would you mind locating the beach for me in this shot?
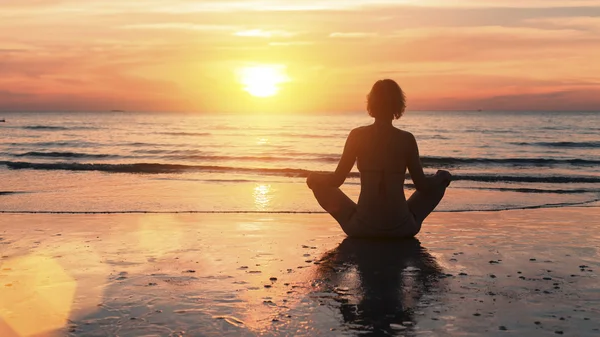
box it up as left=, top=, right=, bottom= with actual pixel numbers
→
left=1, top=207, right=599, bottom=336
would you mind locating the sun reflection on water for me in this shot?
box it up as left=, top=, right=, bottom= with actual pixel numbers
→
left=253, top=184, right=272, bottom=210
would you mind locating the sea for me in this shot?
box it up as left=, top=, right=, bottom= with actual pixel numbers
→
left=1, top=111, right=599, bottom=214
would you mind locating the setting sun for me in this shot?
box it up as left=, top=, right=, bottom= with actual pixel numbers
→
left=238, top=65, right=289, bottom=98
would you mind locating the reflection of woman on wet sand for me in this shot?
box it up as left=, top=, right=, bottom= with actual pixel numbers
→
left=315, top=238, right=444, bottom=333
left=307, top=79, right=451, bottom=238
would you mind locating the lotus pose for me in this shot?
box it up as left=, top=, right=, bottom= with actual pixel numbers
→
left=307, top=79, right=451, bottom=238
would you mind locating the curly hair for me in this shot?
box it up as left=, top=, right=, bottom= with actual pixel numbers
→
left=367, top=79, right=407, bottom=120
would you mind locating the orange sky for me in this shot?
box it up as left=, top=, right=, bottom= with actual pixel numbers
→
left=1, top=0, right=600, bottom=112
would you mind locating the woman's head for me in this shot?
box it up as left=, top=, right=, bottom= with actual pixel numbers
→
left=367, top=79, right=406, bottom=120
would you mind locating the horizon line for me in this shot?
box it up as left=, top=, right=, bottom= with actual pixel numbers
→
left=1, top=109, right=599, bottom=114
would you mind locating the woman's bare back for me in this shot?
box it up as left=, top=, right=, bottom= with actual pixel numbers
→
left=351, top=124, right=417, bottom=233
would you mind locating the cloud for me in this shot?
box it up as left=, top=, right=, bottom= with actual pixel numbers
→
left=0, top=90, right=33, bottom=99
left=120, top=23, right=235, bottom=32
left=234, top=29, right=299, bottom=38
left=447, top=89, right=600, bottom=111
left=525, top=16, right=600, bottom=32
left=329, top=32, right=378, bottom=38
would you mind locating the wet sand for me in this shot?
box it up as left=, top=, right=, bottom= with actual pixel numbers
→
left=1, top=207, right=599, bottom=336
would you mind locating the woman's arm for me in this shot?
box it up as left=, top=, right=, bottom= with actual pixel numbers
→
left=306, top=129, right=357, bottom=189
left=406, top=133, right=451, bottom=191
left=330, top=129, right=358, bottom=187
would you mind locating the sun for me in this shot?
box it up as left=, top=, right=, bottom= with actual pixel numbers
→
left=238, top=65, right=289, bottom=97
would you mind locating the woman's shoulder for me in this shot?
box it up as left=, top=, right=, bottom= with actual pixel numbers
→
left=391, top=127, right=414, bottom=139
left=349, top=125, right=369, bottom=136
left=350, top=125, right=413, bottom=137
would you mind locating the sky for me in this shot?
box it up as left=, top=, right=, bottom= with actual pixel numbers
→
left=1, top=0, right=600, bottom=113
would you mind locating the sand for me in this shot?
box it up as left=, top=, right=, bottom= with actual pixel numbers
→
left=0, top=207, right=599, bottom=336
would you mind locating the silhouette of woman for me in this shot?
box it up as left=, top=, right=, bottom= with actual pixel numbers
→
left=307, top=79, right=451, bottom=238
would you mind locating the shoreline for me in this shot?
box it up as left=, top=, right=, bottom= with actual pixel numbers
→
left=0, top=201, right=599, bottom=214
left=1, top=207, right=599, bottom=336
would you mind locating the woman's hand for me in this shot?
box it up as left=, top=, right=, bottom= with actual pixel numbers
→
left=435, top=170, right=452, bottom=187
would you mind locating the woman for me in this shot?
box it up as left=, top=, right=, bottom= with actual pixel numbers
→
left=307, top=79, right=451, bottom=238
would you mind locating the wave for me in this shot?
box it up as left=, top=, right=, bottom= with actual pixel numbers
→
left=165, top=155, right=298, bottom=162
left=0, top=191, right=26, bottom=195
left=125, top=142, right=171, bottom=147
left=472, top=187, right=600, bottom=194
left=126, top=149, right=340, bottom=163
left=159, top=132, right=211, bottom=137
left=158, top=131, right=340, bottom=139
left=2, top=160, right=600, bottom=184
left=0, top=161, right=312, bottom=176
left=273, top=132, right=340, bottom=139
left=452, top=174, right=600, bottom=184
left=511, top=141, right=600, bottom=149
left=443, top=198, right=600, bottom=213
left=22, top=125, right=69, bottom=131
left=22, top=125, right=97, bottom=131
left=14, top=152, right=114, bottom=159
left=169, top=154, right=598, bottom=167
left=23, top=125, right=68, bottom=131
left=163, top=154, right=339, bottom=163
left=132, top=149, right=206, bottom=156
left=421, top=156, right=600, bottom=166
left=27, top=151, right=588, bottom=167
left=9, top=141, right=99, bottom=147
